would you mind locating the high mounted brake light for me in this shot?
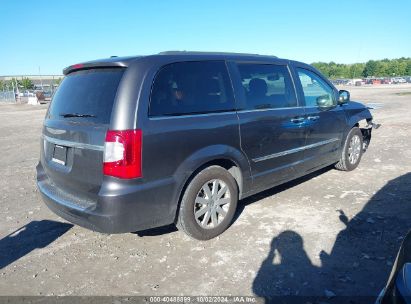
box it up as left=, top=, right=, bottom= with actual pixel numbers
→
left=72, top=63, right=84, bottom=69
left=103, top=129, right=142, bottom=179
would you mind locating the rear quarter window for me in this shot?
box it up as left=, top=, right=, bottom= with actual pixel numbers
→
left=47, top=68, right=125, bottom=124
left=149, top=61, right=235, bottom=117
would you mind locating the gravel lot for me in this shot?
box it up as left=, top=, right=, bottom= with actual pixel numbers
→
left=1, top=84, right=411, bottom=298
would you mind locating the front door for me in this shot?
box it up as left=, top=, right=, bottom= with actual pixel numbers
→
left=231, top=62, right=307, bottom=191
left=293, top=66, right=346, bottom=171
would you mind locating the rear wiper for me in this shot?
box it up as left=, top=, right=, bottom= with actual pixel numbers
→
left=60, top=113, right=96, bottom=118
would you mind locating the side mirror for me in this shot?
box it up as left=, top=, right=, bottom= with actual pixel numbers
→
left=395, top=263, right=411, bottom=302
left=339, top=90, right=350, bottom=104
left=380, top=231, right=411, bottom=304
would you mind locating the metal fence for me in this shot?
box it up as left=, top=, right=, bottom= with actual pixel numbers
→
left=0, top=90, right=16, bottom=103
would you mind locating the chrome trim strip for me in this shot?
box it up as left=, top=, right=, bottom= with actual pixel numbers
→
left=236, top=106, right=337, bottom=114
left=252, top=138, right=339, bottom=162
left=149, top=111, right=236, bottom=120
left=236, top=106, right=303, bottom=114
left=149, top=106, right=323, bottom=118
left=43, top=135, right=104, bottom=151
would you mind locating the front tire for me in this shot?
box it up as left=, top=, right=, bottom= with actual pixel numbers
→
left=335, top=127, right=364, bottom=171
left=176, top=166, right=238, bottom=240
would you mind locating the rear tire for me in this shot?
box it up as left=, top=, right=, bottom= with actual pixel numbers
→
left=176, top=166, right=238, bottom=240
left=335, top=127, right=364, bottom=171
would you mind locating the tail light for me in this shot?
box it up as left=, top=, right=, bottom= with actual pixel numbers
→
left=103, top=129, right=142, bottom=179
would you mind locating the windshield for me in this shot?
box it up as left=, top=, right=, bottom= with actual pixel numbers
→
left=47, top=68, right=125, bottom=124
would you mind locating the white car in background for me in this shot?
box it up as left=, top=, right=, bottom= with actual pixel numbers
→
left=18, top=90, right=35, bottom=97
left=346, top=78, right=364, bottom=86
left=392, top=77, right=406, bottom=84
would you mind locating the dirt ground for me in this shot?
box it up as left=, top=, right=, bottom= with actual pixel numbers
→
left=1, top=84, right=411, bottom=298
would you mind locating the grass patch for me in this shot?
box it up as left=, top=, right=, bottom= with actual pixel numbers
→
left=395, top=92, right=411, bottom=96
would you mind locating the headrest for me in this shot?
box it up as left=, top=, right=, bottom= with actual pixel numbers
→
left=249, top=78, right=267, bottom=96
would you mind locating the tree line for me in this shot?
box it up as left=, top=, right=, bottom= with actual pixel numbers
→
left=1, top=59, right=410, bottom=90
left=0, top=78, right=34, bottom=90
left=312, top=57, right=411, bottom=79
left=0, top=77, right=62, bottom=91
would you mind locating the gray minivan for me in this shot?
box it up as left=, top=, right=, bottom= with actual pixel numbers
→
left=36, top=52, right=375, bottom=240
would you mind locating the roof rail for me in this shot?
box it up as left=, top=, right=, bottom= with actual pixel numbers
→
left=157, top=51, right=277, bottom=58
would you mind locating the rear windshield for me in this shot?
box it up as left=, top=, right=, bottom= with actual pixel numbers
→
left=47, top=68, right=125, bottom=124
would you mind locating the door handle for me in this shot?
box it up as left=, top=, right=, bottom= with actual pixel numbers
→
left=307, top=115, right=320, bottom=121
left=290, top=117, right=305, bottom=123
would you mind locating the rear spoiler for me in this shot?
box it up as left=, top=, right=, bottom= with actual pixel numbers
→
left=63, top=61, right=128, bottom=75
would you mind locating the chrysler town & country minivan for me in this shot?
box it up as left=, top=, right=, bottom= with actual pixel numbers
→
left=36, top=52, right=376, bottom=240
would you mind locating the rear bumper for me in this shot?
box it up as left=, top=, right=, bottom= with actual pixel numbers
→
left=36, top=162, right=177, bottom=233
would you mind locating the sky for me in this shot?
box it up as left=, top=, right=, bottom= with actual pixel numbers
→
left=1, top=0, right=410, bottom=75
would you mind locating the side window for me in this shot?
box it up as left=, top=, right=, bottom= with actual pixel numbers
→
left=149, top=61, right=235, bottom=116
left=297, top=68, right=336, bottom=107
left=237, top=64, right=297, bottom=110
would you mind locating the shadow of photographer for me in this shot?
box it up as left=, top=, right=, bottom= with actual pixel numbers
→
left=0, top=220, right=73, bottom=269
left=252, top=172, right=411, bottom=298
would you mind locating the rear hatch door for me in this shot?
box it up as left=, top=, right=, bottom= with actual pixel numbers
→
left=40, top=68, right=125, bottom=204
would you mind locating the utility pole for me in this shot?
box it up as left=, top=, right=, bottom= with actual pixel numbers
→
left=11, top=79, right=16, bottom=102
left=14, top=78, right=19, bottom=96
left=39, top=66, right=44, bottom=90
